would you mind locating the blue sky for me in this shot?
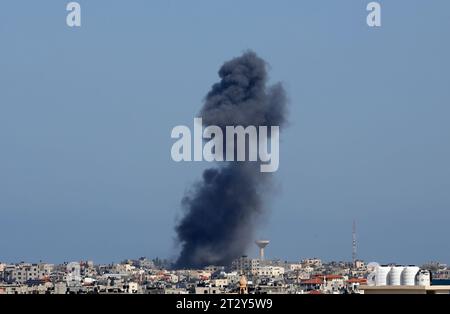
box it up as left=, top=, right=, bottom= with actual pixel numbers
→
left=0, top=0, right=449, bottom=265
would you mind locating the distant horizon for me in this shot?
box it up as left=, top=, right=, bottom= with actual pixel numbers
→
left=1, top=254, right=448, bottom=268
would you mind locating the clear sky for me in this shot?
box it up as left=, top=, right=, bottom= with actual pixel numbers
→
left=0, top=0, right=449, bottom=265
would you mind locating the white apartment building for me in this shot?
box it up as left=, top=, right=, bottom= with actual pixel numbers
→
left=288, top=264, right=303, bottom=271
left=302, top=258, right=322, bottom=268
left=211, top=278, right=228, bottom=288
left=257, top=266, right=285, bottom=277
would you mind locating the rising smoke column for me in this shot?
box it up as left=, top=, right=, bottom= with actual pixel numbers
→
left=174, top=51, right=287, bottom=268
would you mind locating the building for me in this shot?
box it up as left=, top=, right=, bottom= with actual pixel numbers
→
left=257, top=266, right=285, bottom=278
left=347, top=278, right=367, bottom=293
left=231, top=256, right=260, bottom=275
left=354, top=260, right=365, bottom=269
left=301, top=258, right=322, bottom=268
left=300, top=278, right=323, bottom=291
left=204, top=265, right=225, bottom=273
left=288, top=264, right=303, bottom=271
left=211, top=278, right=228, bottom=288
left=195, top=286, right=222, bottom=294
left=10, top=263, right=42, bottom=283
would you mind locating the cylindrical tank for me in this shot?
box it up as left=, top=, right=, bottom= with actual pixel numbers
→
left=417, top=270, right=431, bottom=286
left=401, top=266, right=420, bottom=286
left=375, top=266, right=391, bottom=286
left=367, top=272, right=376, bottom=286
left=388, top=266, right=404, bottom=286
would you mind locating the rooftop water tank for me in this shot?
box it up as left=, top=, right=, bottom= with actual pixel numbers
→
left=367, top=272, right=376, bottom=286
left=375, top=266, right=391, bottom=286
left=401, top=266, right=419, bottom=286
left=366, top=262, right=379, bottom=286
left=388, top=266, right=404, bottom=286
left=417, top=270, right=431, bottom=286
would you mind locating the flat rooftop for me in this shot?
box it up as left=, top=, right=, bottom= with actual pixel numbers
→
left=359, top=285, right=450, bottom=294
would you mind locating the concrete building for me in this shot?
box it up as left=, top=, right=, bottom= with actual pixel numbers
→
left=232, top=256, right=260, bottom=275
left=302, top=258, right=322, bottom=268
left=204, top=265, right=225, bottom=273
left=354, top=260, right=365, bottom=269
left=288, top=264, right=303, bottom=271
left=225, top=271, right=240, bottom=285
left=257, top=266, right=285, bottom=278
left=195, top=286, right=222, bottom=294
left=211, top=278, right=228, bottom=288
left=54, top=282, right=68, bottom=294
left=10, top=263, right=42, bottom=283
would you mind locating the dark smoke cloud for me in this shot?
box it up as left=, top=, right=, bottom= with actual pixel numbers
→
left=174, top=51, right=287, bottom=269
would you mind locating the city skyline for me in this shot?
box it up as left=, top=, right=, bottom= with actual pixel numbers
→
left=2, top=255, right=449, bottom=295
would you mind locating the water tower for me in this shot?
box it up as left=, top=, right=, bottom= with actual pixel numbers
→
left=255, top=240, right=270, bottom=260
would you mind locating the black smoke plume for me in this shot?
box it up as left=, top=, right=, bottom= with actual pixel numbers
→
left=174, top=51, right=287, bottom=268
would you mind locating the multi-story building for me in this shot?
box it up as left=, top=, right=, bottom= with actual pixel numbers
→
left=288, top=263, right=303, bottom=271
left=302, top=258, right=322, bottom=268
left=10, top=263, right=42, bottom=283
left=195, top=285, right=223, bottom=294
left=354, top=260, right=365, bottom=269
left=38, top=263, right=55, bottom=278
left=257, top=266, right=285, bottom=278
left=204, top=265, right=225, bottom=273
left=211, top=278, right=228, bottom=288
left=231, top=256, right=260, bottom=275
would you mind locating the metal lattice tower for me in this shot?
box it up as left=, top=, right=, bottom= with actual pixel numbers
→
left=352, top=220, right=357, bottom=265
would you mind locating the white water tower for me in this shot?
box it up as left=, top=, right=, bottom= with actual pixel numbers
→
left=255, top=240, right=270, bottom=260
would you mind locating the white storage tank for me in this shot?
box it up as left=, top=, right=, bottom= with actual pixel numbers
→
left=367, top=272, right=376, bottom=286
left=375, top=266, right=391, bottom=286
left=401, top=266, right=420, bottom=286
left=417, top=270, right=431, bottom=286
left=388, top=266, right=404, bottom=286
